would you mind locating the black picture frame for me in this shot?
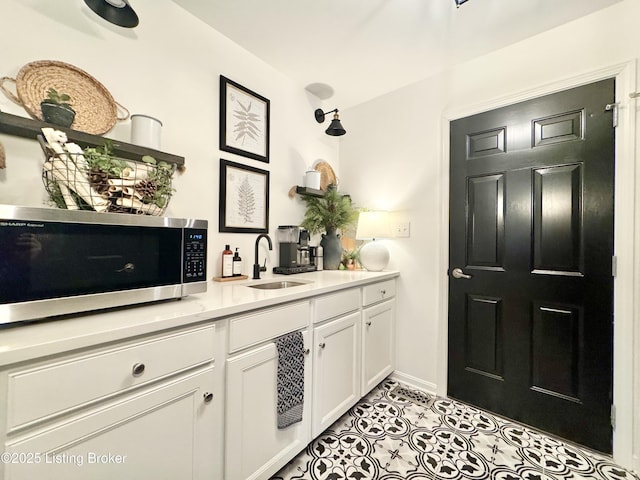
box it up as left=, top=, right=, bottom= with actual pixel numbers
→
left=219, top=159, right=270, bottom=233
left=219, top=75, right=270, bottom=163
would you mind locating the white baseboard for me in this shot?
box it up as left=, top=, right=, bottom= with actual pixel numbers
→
left=390, top=371, right=437, bottom=396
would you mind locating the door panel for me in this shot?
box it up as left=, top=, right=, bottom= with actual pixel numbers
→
left=465, top=295, right=503, bottom=378
left=533, top=165, right=583, bottom=274
left=467, top=174, right=505, bottom=269
left=531, top=303, right=581, bottom=400
left=448, top=79, right=614, bottom=453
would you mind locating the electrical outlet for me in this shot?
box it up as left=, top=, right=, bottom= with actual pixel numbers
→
left=395, top=222, right=410, bottom=238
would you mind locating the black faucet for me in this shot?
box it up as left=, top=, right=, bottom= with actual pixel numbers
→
left=253, top=234, right=273, bottom=279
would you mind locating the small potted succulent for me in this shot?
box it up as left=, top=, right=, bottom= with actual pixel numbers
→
left=341, top=247, right=361, bottom=270
left=40, top=88, right=76, bottom=128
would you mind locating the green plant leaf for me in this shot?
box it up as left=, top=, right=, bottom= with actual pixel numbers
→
left=300, top=188, right=358, bottom=234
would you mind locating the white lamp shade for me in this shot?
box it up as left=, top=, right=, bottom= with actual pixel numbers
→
left=356, top=211, right=391, bottom=240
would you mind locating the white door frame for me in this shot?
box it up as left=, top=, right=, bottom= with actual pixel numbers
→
left=437, top=60, right=638, bottom=469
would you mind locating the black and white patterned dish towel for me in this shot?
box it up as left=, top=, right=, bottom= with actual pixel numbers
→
left=275, top=330, right=305, bottom=429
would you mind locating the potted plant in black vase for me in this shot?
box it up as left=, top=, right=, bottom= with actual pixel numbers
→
left=301, top=187, right=358, bottom=270
left=40, top=88, right=76, bottom=128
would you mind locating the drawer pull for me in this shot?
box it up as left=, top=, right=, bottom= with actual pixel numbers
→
left=366, top=321, right=372, bottom=327
left=203, top=392, right=214, bottom=404
left=304, top=348, right=310, bottom=355
left=319, top=342, right=326, bottom=349
left=131, top=363, right=146, bottom=377
left=380, top=289, right=386, bottom=296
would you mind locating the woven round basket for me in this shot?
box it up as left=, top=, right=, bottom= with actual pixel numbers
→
left=1, top=60, right=128, bottom=135
left=314, top=161, right=338, bottom=190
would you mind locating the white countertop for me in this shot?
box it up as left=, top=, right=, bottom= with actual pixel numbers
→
left=0, top=270, right=399, bottom=367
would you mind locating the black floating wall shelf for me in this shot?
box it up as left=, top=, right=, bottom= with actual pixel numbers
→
left=295, top=186, right=326, bottom=198
left=0, top=110, right=185, bottom=166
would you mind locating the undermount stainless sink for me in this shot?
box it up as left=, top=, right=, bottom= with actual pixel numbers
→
left=248, top=280, right=310, bottom=290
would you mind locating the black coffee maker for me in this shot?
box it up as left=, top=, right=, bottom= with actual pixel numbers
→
left=273, top=226, right=317, bottom=274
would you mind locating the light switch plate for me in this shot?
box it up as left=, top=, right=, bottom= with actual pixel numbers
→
left=395, top=222, right=410, bottom=238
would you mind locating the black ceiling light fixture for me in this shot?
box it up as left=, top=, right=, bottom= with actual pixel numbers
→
left=314, top=108, right=346, bottom=137
left=454, top=0, right=469, bottom=7
left=84, top=0, right=139, bottom=28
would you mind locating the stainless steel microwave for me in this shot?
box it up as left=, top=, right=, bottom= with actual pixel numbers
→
left=0, top=205, right=207, bottom=325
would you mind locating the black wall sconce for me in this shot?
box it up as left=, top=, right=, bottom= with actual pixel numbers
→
left=314, top=108, right=346, bottom=136
left=84, top=0, right=139, bottom=28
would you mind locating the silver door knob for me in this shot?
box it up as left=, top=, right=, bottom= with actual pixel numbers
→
left=451, top=268, right=472, bottom=279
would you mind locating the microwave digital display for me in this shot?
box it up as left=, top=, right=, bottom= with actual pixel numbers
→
left=183, top=228, right=207, bottom=283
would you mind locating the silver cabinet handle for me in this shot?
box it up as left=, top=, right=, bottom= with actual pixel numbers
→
left=203, top=392, right=214, bottom=404
left=319, top=342, right=326, bottom=349
left=132, top=363, right=145, bottom=377
left=117, top=262, right=135, bottom=273
left=451, top=268, right=472, bottom=279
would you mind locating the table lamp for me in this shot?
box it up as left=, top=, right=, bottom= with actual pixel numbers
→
left=356, top=211, right=392, bottom=271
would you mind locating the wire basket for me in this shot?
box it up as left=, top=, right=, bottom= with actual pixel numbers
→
left=38, top=135, right=175, bottom=216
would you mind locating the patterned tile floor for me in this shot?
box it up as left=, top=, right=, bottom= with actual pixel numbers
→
left=272, top=380, right=639, bottom=480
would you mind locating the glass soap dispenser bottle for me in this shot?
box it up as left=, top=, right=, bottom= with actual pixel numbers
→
left=222, top=244, right=233, bottom=277
left=232, top=248, right=243, bottom=276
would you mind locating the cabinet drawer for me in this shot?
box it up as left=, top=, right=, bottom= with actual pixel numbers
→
left=314, top=288, right=360, bottom=323
left=228, top=301, right=309, bottom=353
left=362, top=280, right=396, bottom=306
left=7, top=324, right=215, bottom=430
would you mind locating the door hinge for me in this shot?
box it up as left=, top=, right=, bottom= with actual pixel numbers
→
left=612, top=256, right=617, bottom=277
left=611, top=404, right=616, bottom=429
left=605, top=103, right=619, bottom=128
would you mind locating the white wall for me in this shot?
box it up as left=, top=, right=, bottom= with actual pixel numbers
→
left=0, top=0, right=339, bottom=277
left=340, top=0, right=640, bottom=468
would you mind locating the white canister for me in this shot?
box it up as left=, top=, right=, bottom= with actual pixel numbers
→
left=304, top=170, right=321, bottom=190
left=131, top=114, right=162, bottom=150
left=315, top=245, right=323, bottom=271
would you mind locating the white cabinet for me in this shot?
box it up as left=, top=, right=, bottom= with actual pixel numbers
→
left=224, top=301, right=311, bottom=480
left=223, top=279, right=395, bottom=480
left=0, top=273, right=399, bottom=480
left=225, top=331, right=311, bottom=480
left=362, top=298, right=396, bottom=395
left=1, top=324, right=218, bottom=480
left=362, top=279, right=396, bottom=307
left=311, top=280, right=396, bottom=437
left=312, top=311, right=361, bottom=437
left=6, top=326, right=215, bottom=430
left=4, top=367, right=215, bottom=480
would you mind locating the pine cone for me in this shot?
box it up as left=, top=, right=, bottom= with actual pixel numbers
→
left=107, top=204, right=132, bottom=214
left=135, top=179, right=158, bottom=200
left=89, top=169, right=110, bottom=195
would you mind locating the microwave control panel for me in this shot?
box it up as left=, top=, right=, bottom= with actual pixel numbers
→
left=183, top=228, right=207, bottom=282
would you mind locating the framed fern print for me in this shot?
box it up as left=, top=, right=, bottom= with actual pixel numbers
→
left=219, top=159, right=270, bottom=233
left=220, top=75, right=270, bottom=163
